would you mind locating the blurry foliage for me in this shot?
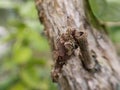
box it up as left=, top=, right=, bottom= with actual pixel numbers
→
left=0, top=0, right=57, bottom=90
left=0, top=0, right=120, bottom=90
left=108, top=26, right=120, bottom=42
left=89, top=0, right=120, bottom=21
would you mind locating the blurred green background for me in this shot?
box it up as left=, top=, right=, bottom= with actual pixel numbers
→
left=0, top=0, right=57, bottom=90
left=0, top=0, right=120, bottom=90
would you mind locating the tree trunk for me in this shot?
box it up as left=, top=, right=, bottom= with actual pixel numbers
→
left=35, top=0, right=120, bottom=90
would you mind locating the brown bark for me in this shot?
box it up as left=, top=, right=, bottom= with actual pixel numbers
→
left=35, top=0, right=120, bottom=90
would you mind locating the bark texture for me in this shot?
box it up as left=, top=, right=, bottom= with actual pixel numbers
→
left=35, top=0, right=120, bottom=90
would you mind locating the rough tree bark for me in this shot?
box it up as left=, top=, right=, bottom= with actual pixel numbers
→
left=35, top=0, right=120, bottom=90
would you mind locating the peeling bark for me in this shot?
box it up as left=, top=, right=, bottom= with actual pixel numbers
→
left=35, top=0, right=120, bottom=90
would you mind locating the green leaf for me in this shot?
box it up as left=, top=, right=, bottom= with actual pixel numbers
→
left=13, top=47, right=32, bottom=64
left=19, top=1, right=37, bottom=19
left=89, top=0, right=120, bottom=21
left=89, top=0, right=107, bottom=18
left=108, top=26, right=120, bottom=42
left=20, top=67, right=49, bottom=90
left=27, top=30, right=50, bottom=52
left=10, top=83, right=27, bottom=90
